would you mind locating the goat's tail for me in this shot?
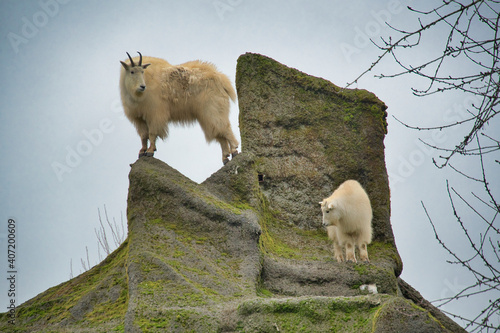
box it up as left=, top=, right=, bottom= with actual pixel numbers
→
left=219, top=73, right=237, bottom=102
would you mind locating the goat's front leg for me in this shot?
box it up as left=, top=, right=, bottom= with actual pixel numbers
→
left=358, top=243, right=370, bottom=262
left=333, top=241, right=344, bottom=262
left=136, top=121, right=150, bottom=158
left=326, top=226, right=344, bottom=262
left=139, top=136, right=148, bottom=157
left=145, top=134, right=157, bottom=157
left=345, top=242, right=357, bottom=263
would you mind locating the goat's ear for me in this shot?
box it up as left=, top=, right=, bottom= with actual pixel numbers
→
left=120, top=61, right=129, bottom=70
left=142, top=63, right=151, bottom=69
left=327, top=202, right=335, bottom=210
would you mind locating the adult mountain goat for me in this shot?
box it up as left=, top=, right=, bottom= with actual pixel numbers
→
left=119, top=52, right=239, bottom=164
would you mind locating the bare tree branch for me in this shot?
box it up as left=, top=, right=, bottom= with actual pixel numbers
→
left=355, top=1, right=499, bottom=330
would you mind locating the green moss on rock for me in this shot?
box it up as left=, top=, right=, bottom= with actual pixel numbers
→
left=0, top=240, right=129, bottom=332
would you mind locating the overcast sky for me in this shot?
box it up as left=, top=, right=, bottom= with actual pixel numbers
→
left=1, top=0, right=497, bottom=327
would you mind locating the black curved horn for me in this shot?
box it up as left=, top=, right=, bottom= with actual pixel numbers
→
left=137, top=51, right=143, bottom=66
left=126, top=52, right=135, bottom=67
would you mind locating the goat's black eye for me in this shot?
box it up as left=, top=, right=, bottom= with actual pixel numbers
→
left=130, top=71, right=135, bottom=74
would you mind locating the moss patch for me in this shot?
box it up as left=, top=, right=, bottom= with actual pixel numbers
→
left=0, top=240, right=129, bottom=332
left=237, top=296, right=384, bottom=333
left=135, top=309, right=219, bottom=332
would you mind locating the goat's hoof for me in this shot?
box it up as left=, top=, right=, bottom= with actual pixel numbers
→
left=144, top=152, right=154, bottom=157
left=138, top=152, right=147, bottom=158
left=223, top=158, right=230, bottom=165
left=231, top=151, right=239, bottom=158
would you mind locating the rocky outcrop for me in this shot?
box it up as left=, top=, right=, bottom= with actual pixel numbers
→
left=0, top=53, right=465, bottom=333
left=236, top=53, right=391, bottom=241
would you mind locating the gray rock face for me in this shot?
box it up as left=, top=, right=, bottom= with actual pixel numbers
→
left=236, top=53, right=391, bottom=241
left=124, top=157, right=263, bottom=332
left=0, top=53, right=465, bottom=333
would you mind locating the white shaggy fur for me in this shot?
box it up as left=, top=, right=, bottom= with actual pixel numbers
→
left=119, top=52, right=239, bottom=164
left=319, top=180, right=373, bottom=262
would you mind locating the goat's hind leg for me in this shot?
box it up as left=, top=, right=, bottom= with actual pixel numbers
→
left=226, top=129, right=239, bottom=158
left=219, top=128, right=239, bottom=163
left=217, top=137, right=231, bottom=165
left=137, top=136, right=148, bottom=157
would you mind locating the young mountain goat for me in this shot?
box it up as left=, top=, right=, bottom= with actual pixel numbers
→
left=119, top=52, right=239, bottom=164
left=319, top=180, right=373, bottom=263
